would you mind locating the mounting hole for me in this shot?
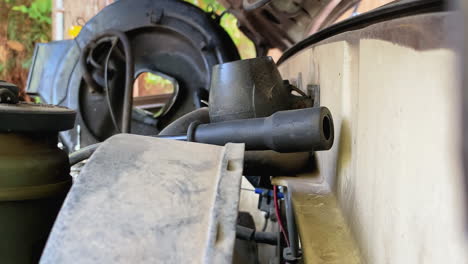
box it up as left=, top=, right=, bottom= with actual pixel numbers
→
left=323, top=115, right=331, bottom=140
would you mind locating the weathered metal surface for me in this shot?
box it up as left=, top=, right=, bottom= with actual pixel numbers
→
left=41, top=134, right=245, bottom=263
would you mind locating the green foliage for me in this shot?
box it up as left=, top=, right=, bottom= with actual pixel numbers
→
left=7, top=0, right=51, bottom=48
left=144, top=72, right=173, bottom=86
left=12, top=0, right=52, bottom=24
left=0, top=0, right=52, bottom=83
left=21, top=57, right=31, bottom=69
left=185, top=0, right=255, bottom=59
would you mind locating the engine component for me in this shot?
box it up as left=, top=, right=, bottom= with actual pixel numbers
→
left=209, top=56, right=310, bottom=123
left=148, top=107, right=333, bottom=153
left=217, top=0, right=359, bottom=55
left=0, top=97, right=76, bottom=263
left=236, top=225, right=277, bottom=245
left=207, top=56, right=317, bottom=184
left=158, top=107, right=315, bottom=176
left=159, top=107, right=210, bottom=136
left=189, top=107, right=334, bottom=153
left=0, top=80, right=19, bottom=104
left=243, top=151, right=315, bottom=176
left=70, top=140, right=315, bottom=180
left=26, top=0, right=240, bottom=150
left=79, top=30, right=134, bottom=133
left=41, top=134, right=244, bottom=263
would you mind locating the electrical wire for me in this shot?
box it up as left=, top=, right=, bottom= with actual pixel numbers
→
left=104, top=38, right=121, bottom=132
left=273, top=185, right=290, bottom=247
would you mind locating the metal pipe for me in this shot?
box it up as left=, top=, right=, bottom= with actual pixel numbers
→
left=156, top=135, right=188, bottom=141
left=284, top=188, right=300, bottom=259
left=54, top=0, right=64, bottom=40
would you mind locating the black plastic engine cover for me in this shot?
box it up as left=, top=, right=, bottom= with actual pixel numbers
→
left=26, top=0, right=239, bottom=151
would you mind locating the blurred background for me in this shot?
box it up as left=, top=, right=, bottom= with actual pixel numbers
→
left=0, top=0, right=392, bottom=100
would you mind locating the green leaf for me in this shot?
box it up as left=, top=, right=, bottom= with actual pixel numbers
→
left=36, top=0, right=52, bottom=13
left=12, top=5, right=28, bottom=13
left=43, top=16, right=52, bottom=24
left=21, top=58, right=32, bottom=69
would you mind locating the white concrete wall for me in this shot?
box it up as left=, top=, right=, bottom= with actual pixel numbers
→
left=278, top=13, right=468, bottom=264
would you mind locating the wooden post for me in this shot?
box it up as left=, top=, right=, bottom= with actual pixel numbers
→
left=52, top=0, right=113, bottom=40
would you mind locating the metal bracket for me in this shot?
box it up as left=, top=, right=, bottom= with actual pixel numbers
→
left=307, top=84, right=320, bottom=107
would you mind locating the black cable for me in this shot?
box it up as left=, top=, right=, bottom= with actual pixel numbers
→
left=104, top=38, right=121, bottom=132
left=80, top=30, right=134, bottom=133
left=80, top=42, right=101, bottom=92
left=88, top=41, right=106, bottom=71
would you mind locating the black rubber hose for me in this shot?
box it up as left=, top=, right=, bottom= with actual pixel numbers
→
left=190, top=107, right=334, bottom=153
left=158, top=107, right=210, bottom=136
left=243, top=151, right=314, bottom=176
left=236, top=225, right=277, bottom=245
left=80, top=29, right=134, bottom=133
left=158, top=108, right=315, bottom=175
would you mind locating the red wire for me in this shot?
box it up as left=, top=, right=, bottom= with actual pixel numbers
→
left=273, top=185, right=290, bottom=247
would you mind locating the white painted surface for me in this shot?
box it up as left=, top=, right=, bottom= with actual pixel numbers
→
left=279, top=14, right=468, bottom=264
left=54, top=0, right=64, bottom=40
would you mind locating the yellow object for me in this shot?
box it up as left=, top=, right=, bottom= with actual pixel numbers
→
left=68, top=25, right=82, bottom=38
left=272, top=175, right=362, bottom=264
